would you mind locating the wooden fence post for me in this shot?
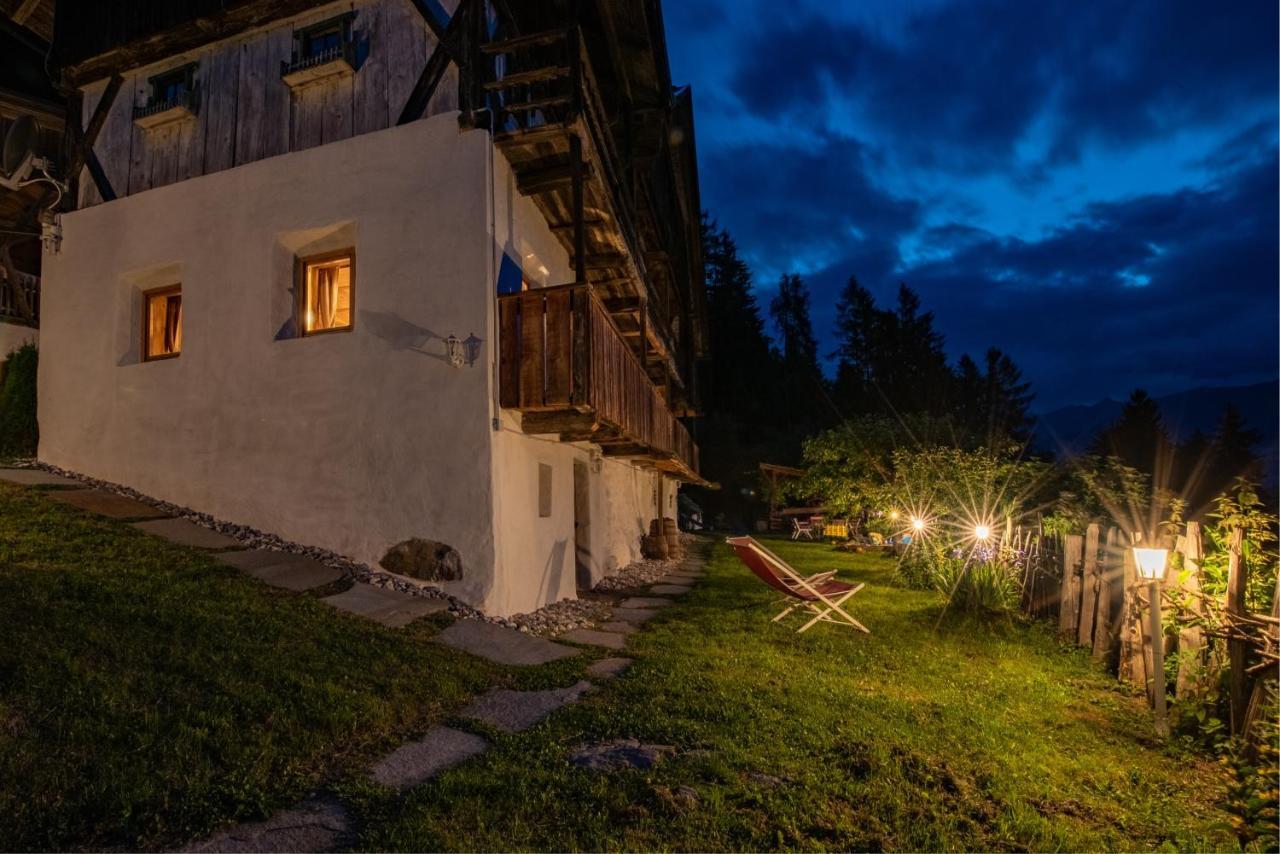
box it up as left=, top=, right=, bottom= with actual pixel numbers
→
left=1092, top=526, right=1119, bottom=659
left=1175, top=521, right=1206, bottom=698
left=1059, top=534, right=1083, bottom=638
left=1226, top=526, right=1247, bottom=734
left=1117, top=535, right=1144, bottom=684
left=1078, top=523, right=1100, bottom=647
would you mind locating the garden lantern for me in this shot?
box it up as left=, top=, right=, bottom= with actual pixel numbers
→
left=1132, top=547, right=1170, bottom=737
left=912, top=517, right=925, bottom=532
left=974, top=524, right=991, bottom=541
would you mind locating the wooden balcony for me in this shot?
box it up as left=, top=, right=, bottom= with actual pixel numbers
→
left=498, top=283, right=701, bottom=483
left=482, top=27, right=697, bottom=410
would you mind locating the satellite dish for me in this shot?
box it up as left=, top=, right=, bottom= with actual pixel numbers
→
left=1, top=115, right=40, bottom=183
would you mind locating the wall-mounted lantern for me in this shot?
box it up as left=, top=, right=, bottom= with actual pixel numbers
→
left=445, top=334, right=464, bottom=368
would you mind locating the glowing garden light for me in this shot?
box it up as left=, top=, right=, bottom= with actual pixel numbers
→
left=973, top=524, right=991, bottom=541
left=1132, top=546, right=1170, bottom=737
left=912, top=517, right=925, bottom=532
left=889, top=510, right=899, bottom=521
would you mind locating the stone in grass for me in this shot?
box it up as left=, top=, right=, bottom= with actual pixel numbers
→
left=462, top=681, right=592, bottom=733
left=618, top=596, right=673, bottom=609
left=368, top=726, right=488, bottom=790
left=570, top=738, right=674, bottom=771
left=132, top=518, right=244, bottom=550
left=217, top=550, right=344, bottom=592
left=586, top=657, right=633, bottom=680
left=0, top=468, right=80, bottom=487
left=48, top=489, right=169, bottom=520
left=609, top=608, right=659, bottom=625
left=559, top=628, right=627, bottom=650
left=322, top=584, right=449, bottom=628
left=598, top=620, right=640, bottom=635
left=435, top=619, right=580, bottom=666
left=649, top=584, right=692, bottom=596
left=185, top=794, right=353, bottom=852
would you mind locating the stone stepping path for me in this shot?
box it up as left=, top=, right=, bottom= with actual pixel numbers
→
left=618, top=596, right=673, bottom=609
left=462, top=680, right=592, bottom=733
left=559, top=628, right=627, bottom=650
left=48, top=489, right=169, bottom=519
left=368, top=726, right=488, bottom=790
left=435, top=619, right=579, bottom=666
left=186, top=795, right=353, bottom=853
left=322, top=584, right=449, bottom=628
left=586, top=657, right=633, bottom=680
left=217, top=550, right=344, bottom=592
left=649, top=584, right=691, bottom=596
left=133, top=518, right=243, bottom=550
left=598, top=620, right=640, bottom=634
left=0, top=468, right=79, bottom=487
left=610, top=607, right=661, bottom=625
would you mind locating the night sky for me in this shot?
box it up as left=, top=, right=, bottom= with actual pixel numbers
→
left=665, top=0, right=1279, bottom=410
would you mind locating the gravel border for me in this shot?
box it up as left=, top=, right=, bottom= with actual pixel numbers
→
left=5, top=459, right=684, bottom=634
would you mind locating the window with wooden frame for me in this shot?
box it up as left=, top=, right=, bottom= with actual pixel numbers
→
left=297, top=250, right=354, bottom=335
left=143, top=285, right=183, bottom=360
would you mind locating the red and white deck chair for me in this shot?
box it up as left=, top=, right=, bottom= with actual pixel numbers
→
left=726, top=536, right=870, bottom=634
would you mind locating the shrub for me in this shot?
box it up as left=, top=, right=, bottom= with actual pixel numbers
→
left=0, top=343, right=38, bottom=458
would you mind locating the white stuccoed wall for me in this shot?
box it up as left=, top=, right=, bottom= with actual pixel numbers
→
left=40, top=115, right=509, bottom=608
left=39, top=111, right=680, bottom=617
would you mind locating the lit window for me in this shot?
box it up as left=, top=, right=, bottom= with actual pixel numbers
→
left=303, top=24, right=344, bottom=59
left=143, top=286, right=182, bottom=360
left=299, top=251, right=353, bottom=335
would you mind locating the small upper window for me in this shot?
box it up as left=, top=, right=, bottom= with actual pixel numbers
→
left=299, top=251, right=353, bottom=335
left=147, top=64, right=196, bottom=107
left=144, top=286, right=182, bottom=360
left=303, top=23, right=344, bottom=59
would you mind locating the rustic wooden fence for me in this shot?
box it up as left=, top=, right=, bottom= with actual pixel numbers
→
left=1042, top=521, right=1278, bottom=736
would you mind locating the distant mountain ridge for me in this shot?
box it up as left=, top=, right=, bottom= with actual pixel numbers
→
left=1032, top=380, right=1278, bottom=483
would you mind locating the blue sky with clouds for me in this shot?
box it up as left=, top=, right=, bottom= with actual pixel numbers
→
left=664, top=0, right=1278, bottom=409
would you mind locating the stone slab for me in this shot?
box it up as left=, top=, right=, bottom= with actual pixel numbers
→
left=48, top=489, right=169, bottom=520
left=461, top=681, right=592, bottom=732
left=559, top=628, right=627, bottom=650
left=650, top=584, right=692, bottom=596
left=610, top=608, right=660, bottom=625
left=665, top=572, right=704, bottom=581
left=434, top=619, right=580, bottom=666
left=619, top=596, right=673, bottom=609
left=598, top=621, right=641, bottom=635
left=586, top=657, right=633, bottom=680
left=0, top=468, right=80, bottom=487
left=322, top=584, right=449, bottom=628
left=216, top=550, right=345, bottom=591
left=368, top=726, right=488, bottom=790
left=132, top=518, right=243, bottom=550
left=185, top=795, right=353, bottom=852
left=570, top=739, right=674, bottom=771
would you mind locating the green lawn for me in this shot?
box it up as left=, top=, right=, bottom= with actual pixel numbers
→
left=0, top=481, right=1243, bottom=851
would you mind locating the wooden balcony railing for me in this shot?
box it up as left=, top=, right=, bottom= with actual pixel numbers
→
left=498, top=283, right=699, bottom=479
left=0, top=269, right=39, bottom=327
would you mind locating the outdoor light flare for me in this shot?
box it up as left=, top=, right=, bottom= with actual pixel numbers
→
left=889, top=510, right=899, bottom=521
left=912, top=517, right=925, bottom=531
left=974, top=524, right=991, bottom=541
left=1133, top=547, right=1169, bottom=581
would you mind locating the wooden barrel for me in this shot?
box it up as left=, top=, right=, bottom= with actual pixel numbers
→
left=641, top=534, right=669, bottom=559
left=661, top=517, right=683, bottom=557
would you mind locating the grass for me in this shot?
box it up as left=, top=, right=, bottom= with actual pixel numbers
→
left=358, top=537, right=1241, bottom=852
left=0, top=481, right=1244, bottom=851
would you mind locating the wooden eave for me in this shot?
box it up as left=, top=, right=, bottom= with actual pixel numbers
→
left=53, top=0, right=334, bottom=86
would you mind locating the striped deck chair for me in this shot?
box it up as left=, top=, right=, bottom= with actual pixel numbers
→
left=726, top=536, right=870, bottom=634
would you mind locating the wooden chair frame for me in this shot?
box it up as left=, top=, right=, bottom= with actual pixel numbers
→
left=726, top=536, right=870, bottom=634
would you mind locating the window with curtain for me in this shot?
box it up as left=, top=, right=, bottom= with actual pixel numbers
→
left=300, top=251, right=353, bottom=335
left=143, top=286, right=182, bottom=360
